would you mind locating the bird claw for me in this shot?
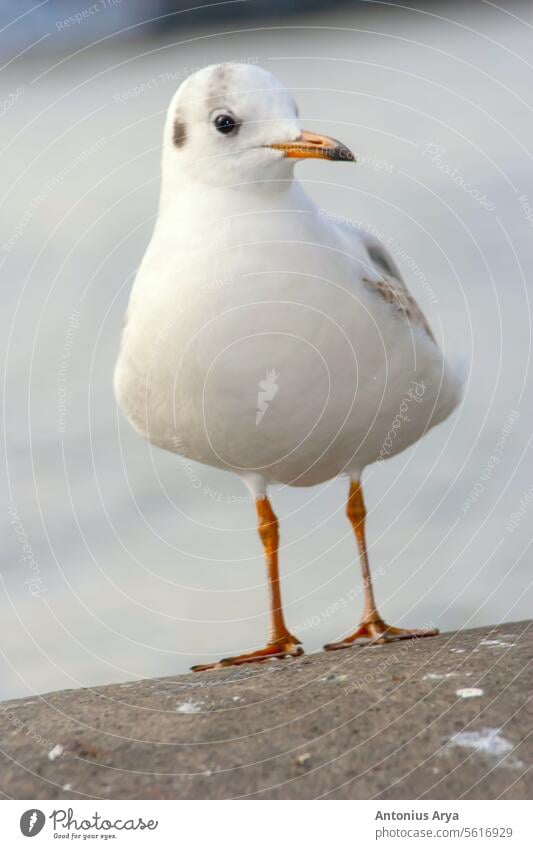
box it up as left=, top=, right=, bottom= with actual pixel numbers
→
left=324, top=620, right=438, bottom=651
left=191, top=638, right=303, bottom=672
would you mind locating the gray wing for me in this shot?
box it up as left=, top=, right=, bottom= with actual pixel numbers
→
left=360, top=231, right=436, bottom=343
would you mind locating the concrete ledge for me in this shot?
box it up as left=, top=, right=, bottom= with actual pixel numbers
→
left=1, top=621, right=531, bottom=799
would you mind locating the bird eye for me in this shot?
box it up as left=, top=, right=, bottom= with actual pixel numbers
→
left=214, top=113, right=239, bottom=135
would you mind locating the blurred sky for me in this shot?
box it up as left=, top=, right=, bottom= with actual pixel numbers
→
left=2, top=0, right=533, bottom=700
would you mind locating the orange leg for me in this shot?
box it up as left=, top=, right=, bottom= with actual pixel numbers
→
left=324, top=480, right=438, bottom=651
left=192, top=497, right=302, bottom=671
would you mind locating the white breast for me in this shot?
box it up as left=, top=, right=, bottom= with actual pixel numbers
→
left=115, top=184, right=461, bottom=486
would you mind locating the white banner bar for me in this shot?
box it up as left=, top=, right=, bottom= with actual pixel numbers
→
left=2, top=799, right=529, bottom=847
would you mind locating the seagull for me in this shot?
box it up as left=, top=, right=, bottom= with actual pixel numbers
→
left=114, top=63, right=462, bottom=671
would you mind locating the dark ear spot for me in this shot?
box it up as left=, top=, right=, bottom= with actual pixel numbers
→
left=173, top=114, right=187, bottom=147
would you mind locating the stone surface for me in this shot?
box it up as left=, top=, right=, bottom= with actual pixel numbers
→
left=0, top=621, right=531, bottom=799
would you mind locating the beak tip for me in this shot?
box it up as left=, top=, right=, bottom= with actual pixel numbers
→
left=337, top=147, right=356, bottom=163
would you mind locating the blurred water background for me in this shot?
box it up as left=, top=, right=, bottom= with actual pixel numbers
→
left=2, top=0, right=533, bottom=700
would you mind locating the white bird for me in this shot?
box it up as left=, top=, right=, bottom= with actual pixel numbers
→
left=114, top=63, right=462, bottom=670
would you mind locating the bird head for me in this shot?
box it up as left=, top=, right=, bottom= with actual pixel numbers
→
left=162, top=63, right=355, bottom=190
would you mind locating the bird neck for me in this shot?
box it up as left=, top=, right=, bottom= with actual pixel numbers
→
left=157, top=171, right=309, bottom=224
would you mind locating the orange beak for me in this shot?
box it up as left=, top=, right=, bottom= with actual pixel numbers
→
left=269, top=130, right=356, bottom=162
